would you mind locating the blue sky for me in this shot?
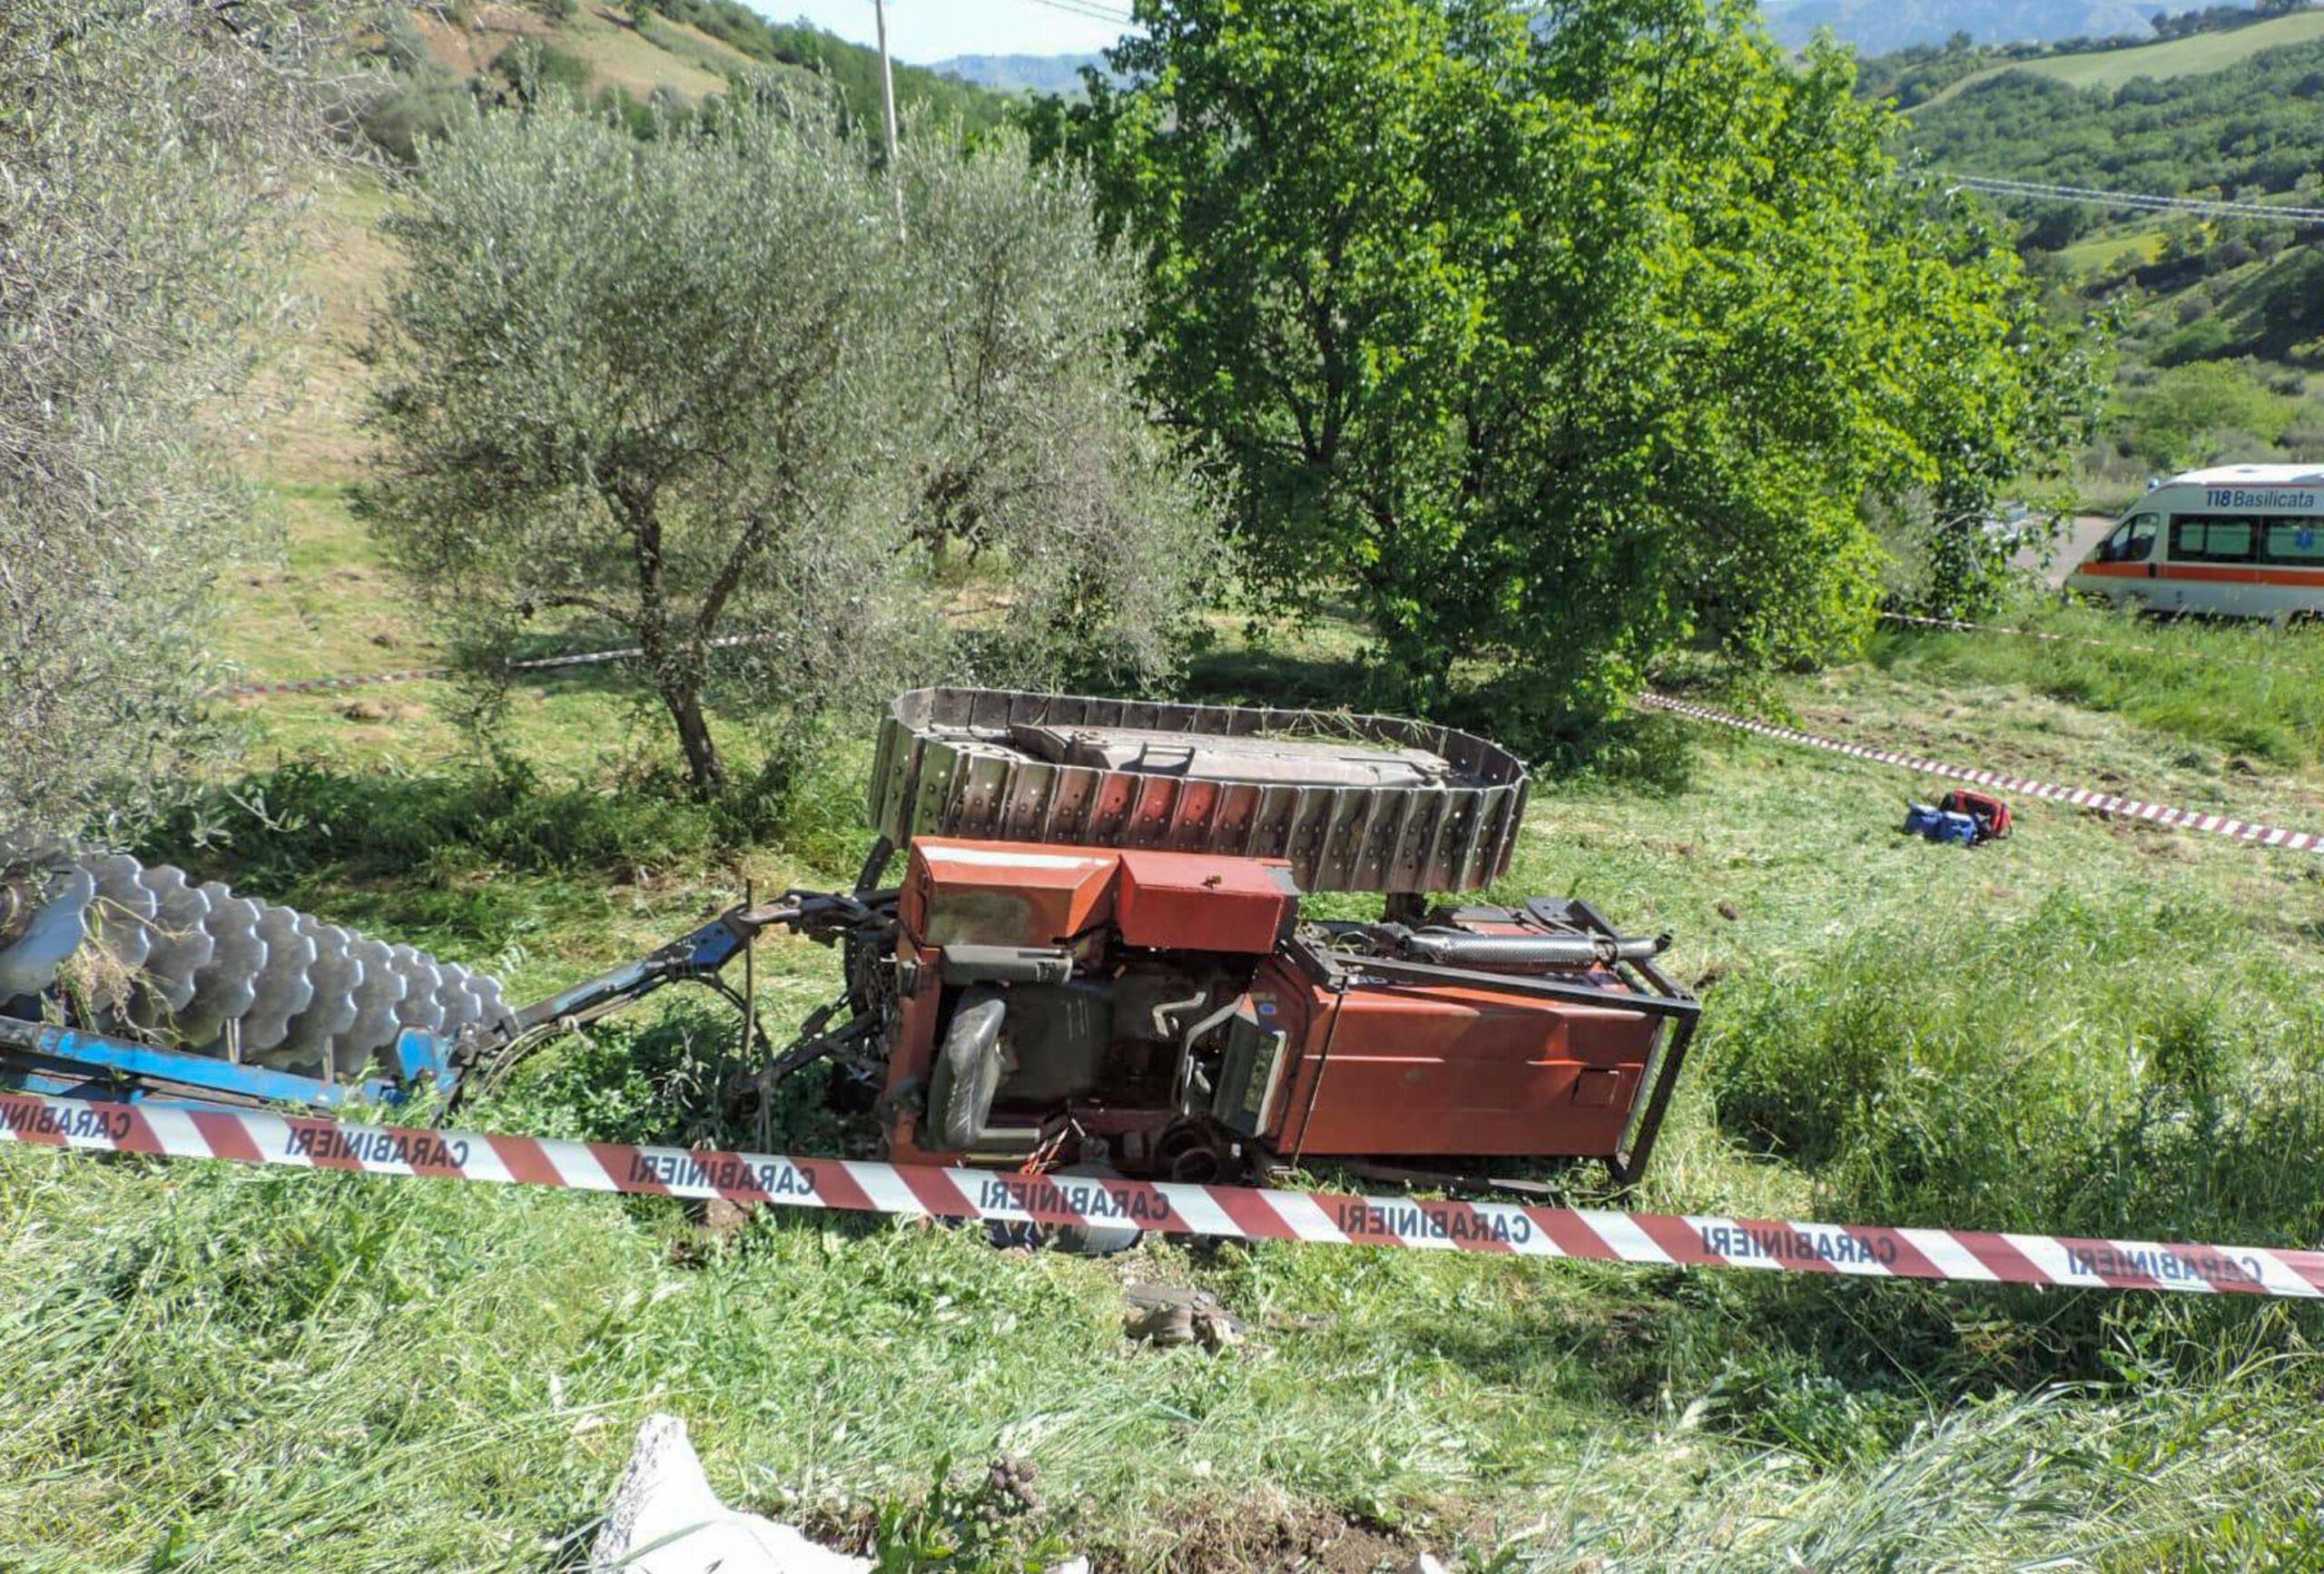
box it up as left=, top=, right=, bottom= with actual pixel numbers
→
left=755, top=1, right=1133, bottom=64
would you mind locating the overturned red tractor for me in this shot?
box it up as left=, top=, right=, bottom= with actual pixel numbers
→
left=792, top=689, right=1699, bottom=1190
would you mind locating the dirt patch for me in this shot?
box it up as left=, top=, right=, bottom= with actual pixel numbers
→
left=408, top=5, right=550, bottom=78
left=339, top=697, right=423, bottom=723
left=800, top=1487, right=1424, bottom=1573
left=1146, top=1490, right=1414, bottom=1573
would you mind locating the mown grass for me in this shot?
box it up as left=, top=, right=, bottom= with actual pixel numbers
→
left=547, top=2, right=732, bottom=104
left=2018, top=9, right=2324, bottom=90
left=1866, top=599, right=2324, bottom=772
left=15, top=598, right=2324, bottom=1568
left=2052, top=226, right=2168, bottom=280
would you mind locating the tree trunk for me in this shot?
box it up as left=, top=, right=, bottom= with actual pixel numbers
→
left=613, top=482, right=726, bottom=797
left=662, top=680, right=726, bottom=798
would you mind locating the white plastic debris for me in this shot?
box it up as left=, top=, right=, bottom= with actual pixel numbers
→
left=592, top=1414, right=868, bottom=1574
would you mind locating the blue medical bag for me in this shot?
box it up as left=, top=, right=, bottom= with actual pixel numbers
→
left=1903, top=802, right=1980, bottom=846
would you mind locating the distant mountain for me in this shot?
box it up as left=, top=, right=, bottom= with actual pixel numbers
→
left=1760, top=0, right=2220, bottom=54
left=928, top=52, right=1112, bottom=96
left=926, top=5, right=2277, bottom=90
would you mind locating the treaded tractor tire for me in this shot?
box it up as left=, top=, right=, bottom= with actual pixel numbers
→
left=927, top=988, right=1007, bottom=1151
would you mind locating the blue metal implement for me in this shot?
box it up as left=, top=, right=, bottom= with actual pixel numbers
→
left=0, top=1016, right=426, bottom=1107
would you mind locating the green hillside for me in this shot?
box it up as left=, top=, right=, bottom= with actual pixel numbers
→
left=1891, top=23, right=2324, bottom=505
left=1905, top=5, right=2324, bottom=104
left=358, top=0, right=1008, bottom=160
left=1904, top=36, right=2324, bottom=226
left=2017, top=4, right=2324, bottom=82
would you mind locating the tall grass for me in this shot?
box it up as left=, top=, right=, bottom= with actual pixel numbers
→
left=1520, top=1372, right=2324, bottom=1569
left=12, top=1134, right=2320, bottom=1570
left=1707, top=883, right=2324, bottom=1396
left=1871, top=602, right=2324, bottom=768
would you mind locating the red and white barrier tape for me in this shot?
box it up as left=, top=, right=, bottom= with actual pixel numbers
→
left=224, top=664, right=459, bottom=698
left=5, top=1090, right=2319, bottom=1298
left=218, top=631, right=787, bottom=700
left=1639, top=693, right=2324, bottom=855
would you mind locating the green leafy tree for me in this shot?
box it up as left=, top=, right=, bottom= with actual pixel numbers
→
left=2116, top=362, right=2299, bottom=472
left=1089, top=0, right=2093, bottom=734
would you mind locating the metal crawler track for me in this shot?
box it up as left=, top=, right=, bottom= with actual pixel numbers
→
left=0, top=836, right=511, bottom=1078
left=868, top=687, right=1531, bottom=894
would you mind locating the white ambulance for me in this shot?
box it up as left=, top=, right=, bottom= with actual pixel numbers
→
left=2067, top=465, right=2324, bottom=625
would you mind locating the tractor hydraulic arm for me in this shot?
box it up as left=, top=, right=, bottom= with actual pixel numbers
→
left=509, top=888, right=895, bottom=1035
left=452, top=888, right=900, bottom=1106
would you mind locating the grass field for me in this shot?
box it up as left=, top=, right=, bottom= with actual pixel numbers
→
left=2021, top=9, right=2324, bottom=89
left=552, top=2, right=734, bottom=103
left=409, top=1, right=734, bottom=104
left=2053, top=226, right=2169, bottom=280
left=17, top=589, right=2324, bottom=1570
left=1910, top=8, right=2324, bottom=109
left=10, top=179, right=2324, bottom=1572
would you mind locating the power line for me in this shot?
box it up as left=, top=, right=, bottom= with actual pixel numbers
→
left=1015, top=0, right=1136, bottom=26
left=1943, top=172, right=2324, bottom=225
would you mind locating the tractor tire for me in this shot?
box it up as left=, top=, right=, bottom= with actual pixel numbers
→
left=1043, top=1163, right=1145, bottom=1256
left=927, top=988, right=1007, bottom=1151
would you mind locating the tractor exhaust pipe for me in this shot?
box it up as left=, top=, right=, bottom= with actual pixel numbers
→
left=1377, top=925, right=1670, bottom=971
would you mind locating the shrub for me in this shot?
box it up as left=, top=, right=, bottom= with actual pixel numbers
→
left=2212, top=238, right=2259, bottom=272
left=355, top=64, right=474, bottom=163
left=2152, top=315, right=2235, bottom=366
left=2113, top=360, right=2297, bottom=467
left=899, top=126, right=1225, bottom=691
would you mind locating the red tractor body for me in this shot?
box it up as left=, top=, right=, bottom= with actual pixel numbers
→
left=881, top=838, right=1693, bottom=1186
left=1253, top=947, right=1662, bottom=1161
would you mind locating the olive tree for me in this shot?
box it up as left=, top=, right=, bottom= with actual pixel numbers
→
left=361, top=94, right=923, bottom=797
left=899, top=127, right=1222, bottom=687
left=0, top=0, right=339, bottom=833
left=364, top=95, right=1223, bottom=796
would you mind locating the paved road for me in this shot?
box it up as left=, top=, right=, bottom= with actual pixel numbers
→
left=2015, top=514, right=2115, bottom=587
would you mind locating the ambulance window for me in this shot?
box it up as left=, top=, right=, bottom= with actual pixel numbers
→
left=2170, top=516, right=2255, bottom=564
left=2260, top=518, right=2324, bottom=566
left=2099, top=514, right=2159, bottom=563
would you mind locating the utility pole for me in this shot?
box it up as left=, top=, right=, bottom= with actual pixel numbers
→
left=873, top=0, right=905, bottom=238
